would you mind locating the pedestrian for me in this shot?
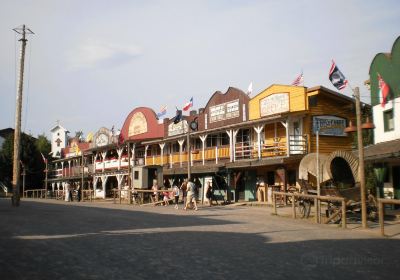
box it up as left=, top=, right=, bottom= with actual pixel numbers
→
left=173, top=183, right=180, bottom=209
left=205, top=181, right=213, bottom=207
left=76, top=183, right=81, bottom=202
left=184, top=178, right=198, bottom=211
left=180, top=179, right=188, bottom=207
left=64, top=181, right=71, bottom=202
left=162, top=187, right=170, bottom=206
left=151, top=179, right=159, bottom=204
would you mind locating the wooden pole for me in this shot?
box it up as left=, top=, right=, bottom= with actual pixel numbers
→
left=187, top=128, right=191, bottom=180
left=379, top=200, right=384, bottom=236
left=292, top=193, right=296, bottom=219
left=354, top=87, right=367, bottom=228
left=44, top=160, right=48, bottom=199
left=341, top=200, right=347, bottom=229
left=11, top=25, right=28, bottom=207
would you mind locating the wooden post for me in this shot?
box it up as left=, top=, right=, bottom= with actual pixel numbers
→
left=128, top=188, right=132, bottom=205
left=314, top=197, right=318, bottom=223
left=292, top=193, right=296, bottom=219
left=113, top=189, right=116, bottom=204
left=272, top=191, right=277, bottom=215
left=379, top=200, right=385, bottom=236
left=119, top=189, right=122, bottom=204
left=341, top=199, right=347, bottom=229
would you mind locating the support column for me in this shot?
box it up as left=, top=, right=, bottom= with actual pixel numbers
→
left=159, top=143, right=165, bottom=166
left=232, top=129, right=239, bottom=162
left=200, top=135, right=207, bottom=166
left=131, top=143, right=136, bottom=167
left=68, top=160, right=71, bottom=177
left=101, top=175, right=107, bottom=199
left=178, top=139, right=185, bottom=168
left=117, top=148, right=123, bottom=170
left=101, top=151, right=107, bottom=172
left=254, top=125, right=264, bottom=160
left=144, top=145, right=149, bottom=166
left=281, top=119, right=289, bottom=156
left=226, top=129, right=233, bottom=162
left=61, top=162, right=64, bottom=177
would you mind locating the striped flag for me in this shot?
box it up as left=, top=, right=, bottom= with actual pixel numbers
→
left=183, top=97, right=193, bottom=111
left=329, top=60, right=348, bottom=90
left=246, top=82, right=253, bottom=96
left=156, top=105, right=167, bottom=118
left=291, top=72, right=304, bottom=86
left=378, top=73, right=390, bottom=107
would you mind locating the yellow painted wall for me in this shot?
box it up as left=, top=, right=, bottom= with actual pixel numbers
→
left=249, top=85, right=307, bottom=120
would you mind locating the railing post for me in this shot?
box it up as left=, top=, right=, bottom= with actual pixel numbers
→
left=292, top=193, right=296, bottom=219
left=379, top=200, right=385, bottom=236
left=341, top=199, right=347, bottom=229
left=119, top=189, right=122, bottom=204
left=314, top=197, right=318, bottom=223
left=272, top=191, right=277, bottom=215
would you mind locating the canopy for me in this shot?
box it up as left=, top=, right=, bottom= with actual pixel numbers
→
left=298, top=153, right=332, bottom=183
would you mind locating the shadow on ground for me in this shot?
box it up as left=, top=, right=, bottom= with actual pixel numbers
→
left=0, top=199, right=399, bottom=280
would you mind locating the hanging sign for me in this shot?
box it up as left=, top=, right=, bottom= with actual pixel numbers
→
left=168, top=120, right=188, bottom=136
left=312, top=115, right=347, bottom=136
left=209, top=99, right=239, bottom=123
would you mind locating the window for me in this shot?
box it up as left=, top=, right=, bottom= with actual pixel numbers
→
left=383, top=109, right=394, bottom=132
left=172, top=143, right=180, bottom=153
left=134, top=171, right=139, bottom=180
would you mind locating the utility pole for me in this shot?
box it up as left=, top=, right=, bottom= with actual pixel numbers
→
left=21, top=161, right=26, bottom=198
left=11, top=25, right=34, bottom=207
left=354, top=87, right=367, bottom=228
left=187, top=127, right=191, bottom=180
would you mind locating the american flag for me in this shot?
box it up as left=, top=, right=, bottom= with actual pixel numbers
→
left=291, top=72, right=304, bottom=86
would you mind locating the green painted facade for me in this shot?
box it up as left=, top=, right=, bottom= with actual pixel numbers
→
left=369, top=36, right=400, bottom=106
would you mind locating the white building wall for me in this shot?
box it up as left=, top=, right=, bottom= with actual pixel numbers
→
left=51, top=126, right=68, bottom=158
left=372, top=96, right=400, bottom=144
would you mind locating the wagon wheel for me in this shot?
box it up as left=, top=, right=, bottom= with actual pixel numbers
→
left=296, top=199, right=312, bottom=219
left=326, top=202, right=342, bottom=224
left=286, top=186, right=297, bottom=204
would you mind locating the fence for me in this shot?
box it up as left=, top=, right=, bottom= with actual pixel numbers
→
left=378, top=198, right=400, bottom=236
left=24, top=189, right=46, bottom=198
left=272, top=191, right=347, bottom=228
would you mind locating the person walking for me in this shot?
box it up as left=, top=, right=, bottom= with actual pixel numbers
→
left=180, top=179, right=188, bottom=208
left=205, top=181, right=213, bottom=207
left=184, top=178, right=198, bottom=211
left=173, top=183, right=180, bottom=209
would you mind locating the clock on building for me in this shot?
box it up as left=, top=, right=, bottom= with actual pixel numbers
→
left=95, top=133, right=108, bottom=147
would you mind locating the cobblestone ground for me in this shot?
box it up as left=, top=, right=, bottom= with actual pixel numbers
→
left=0, top=198, right=399, bottom=280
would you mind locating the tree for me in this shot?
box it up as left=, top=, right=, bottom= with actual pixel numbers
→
left=0, top=132, right=51, bottom=190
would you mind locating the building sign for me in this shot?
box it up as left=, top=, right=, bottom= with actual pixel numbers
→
left=260, top=93, right=289, bottom=117
left=312, top=115, right=347, bottom=136
left=129, top=112, right=148, bottom=136
left=209, top=99, right=239, bottom=123
left=168, top=120, right=188, bottom=136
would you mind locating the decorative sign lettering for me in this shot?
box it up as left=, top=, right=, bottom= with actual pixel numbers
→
left=209, top=99, right=239, bottom=123
left=260, top=93, right=289, bottom=117
left=129, top=112, right=148, bottom=136
left=168, top=120, right=188, bottom=136
left=312, top=115, right=347, bottom=136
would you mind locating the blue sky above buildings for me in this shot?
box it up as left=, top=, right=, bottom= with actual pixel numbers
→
left=0, top=0, right=399, bottom=138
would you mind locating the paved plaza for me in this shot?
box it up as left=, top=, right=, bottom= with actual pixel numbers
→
left=0, top=198, right=399, bottom=280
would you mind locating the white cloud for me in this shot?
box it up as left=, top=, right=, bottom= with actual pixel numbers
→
left=66, top=39, right=142, bottom=70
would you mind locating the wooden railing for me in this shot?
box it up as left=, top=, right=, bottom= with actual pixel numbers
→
left=272, top=191, right=347, bottom=228
left=24, top=189, right=46, bottom=198
left=378, top=198, right=400, bottom=236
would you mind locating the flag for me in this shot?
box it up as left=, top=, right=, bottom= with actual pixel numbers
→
left=291, top=72, right=304, bottom=86
left=329, top=60, right=348, bottom=90
left=378, top=73, right=390, bottom=107
left=183, top=97, right=193, bottom=111
left=246, top=82, right=253, bottom=96
left=156, top=105, right=167, bottom=118
left=40, top=152, right=47, bottom=164
left=172, top=107, right=182, bottom=124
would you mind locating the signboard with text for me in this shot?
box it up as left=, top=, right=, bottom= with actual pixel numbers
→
left=260, top=93, right=289, bottom=117
left=209, top=99, right=239, bottom=123
left=312, top=115, right=347, bottom=136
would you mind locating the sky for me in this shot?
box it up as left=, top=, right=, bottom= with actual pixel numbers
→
left=0, top=0, right=399, bottom=139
